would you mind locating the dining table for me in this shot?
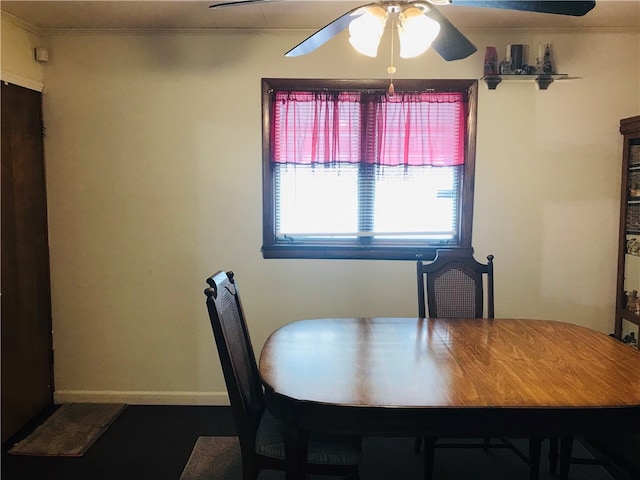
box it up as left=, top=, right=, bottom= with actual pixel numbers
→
left=258, top=317, right=640, bottom=480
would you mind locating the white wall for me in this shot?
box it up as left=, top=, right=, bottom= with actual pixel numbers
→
left=3, top=15, right=639, bottom=405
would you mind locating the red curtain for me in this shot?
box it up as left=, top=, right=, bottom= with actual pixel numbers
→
left=272, top=91, right=466, bottom=167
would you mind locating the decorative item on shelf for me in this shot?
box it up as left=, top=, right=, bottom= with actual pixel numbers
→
left=629, top=171, right=640, bottom=197
left=483, top=46, right=498, bottom=75
left=535, top=43, right=544, bottom=73
left=631, top=144, right=640, bottom=166
left=627, top=238, right=640, bottom=255
left=499, top=44, right=512, bottom=74
left=626, top=289, right=640, bottom=315
left=509, top=44, right=535, bottom=74
left=623, top=331, right=637, bottom=346
left=627, top=204, right=640, bottom=231
left=510, top=44, right=525, bottom=72
left=542, top=43, right=555, bottom=74
left=497, top=44, right=536, bottom=75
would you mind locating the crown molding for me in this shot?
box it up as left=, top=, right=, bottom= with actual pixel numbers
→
left=2, top=8, right=637, bottom=36
left=464, top=25, right=639, bottom=35
left=34, top=25, right=640, bottom=36
left=1, top=11, right=40, bottom=35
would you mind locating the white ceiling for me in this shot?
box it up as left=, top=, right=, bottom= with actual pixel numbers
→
left=1, top=0, right=639, bottom=32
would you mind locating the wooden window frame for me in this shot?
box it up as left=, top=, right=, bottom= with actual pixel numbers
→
left=261, top=78, right=478, bottom=261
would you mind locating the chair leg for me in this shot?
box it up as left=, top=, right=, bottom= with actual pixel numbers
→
left=559, top=436, right=573, bottom=480
left=423, top=437, right=436, bottom=480
left=241, top=454, right=260, bottom=480
left=414, top=436, right=422, bottom=453
left=548, top=436, right=559, bottom=474
left=283, top=427, right=308, bottom=480
left=528, top=437, right=541, bottom=480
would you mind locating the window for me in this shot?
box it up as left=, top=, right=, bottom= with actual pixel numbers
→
left=262, top=78, right=478, bottom=260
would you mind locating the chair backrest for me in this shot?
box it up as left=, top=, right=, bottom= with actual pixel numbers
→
left=204, top=271, right=264, bottom=452
left=417, top=249, right=494, bottom=319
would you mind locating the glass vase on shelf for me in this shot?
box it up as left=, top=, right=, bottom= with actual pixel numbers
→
left=499, top=43, right=512, bottom=74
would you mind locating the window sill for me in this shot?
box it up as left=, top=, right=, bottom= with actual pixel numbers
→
left=262, top=244, right=465, bottom=261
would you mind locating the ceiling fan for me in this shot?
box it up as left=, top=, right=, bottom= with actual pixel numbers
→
left=209, top=0, right=596, bottom=61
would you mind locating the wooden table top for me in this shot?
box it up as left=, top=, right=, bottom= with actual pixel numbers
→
left=259, top=317, right=640, bottom=410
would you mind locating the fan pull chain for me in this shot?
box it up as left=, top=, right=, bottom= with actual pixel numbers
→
left=387, top=17, right=396, bottom=97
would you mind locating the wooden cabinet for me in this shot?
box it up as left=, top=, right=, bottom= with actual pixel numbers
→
left=615, top=115, right=640, bottom=349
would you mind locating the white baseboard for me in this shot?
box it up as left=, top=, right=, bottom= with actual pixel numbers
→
left=53, top=390, right=230, bottom=406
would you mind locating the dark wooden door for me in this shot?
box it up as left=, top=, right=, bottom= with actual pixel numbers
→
left=1, top=82, right=54, bottom=443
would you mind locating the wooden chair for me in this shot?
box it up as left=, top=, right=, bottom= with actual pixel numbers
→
left=417, top=248, right=494, bottom=320
left=204, top=270, right=361, bottom=480
left=415, top=249, right=546, bottom=480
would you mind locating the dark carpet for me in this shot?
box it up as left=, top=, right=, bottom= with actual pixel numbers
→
left=180, top=435, right=618, bottom=480
left=1, top=406, right=634, bottom=480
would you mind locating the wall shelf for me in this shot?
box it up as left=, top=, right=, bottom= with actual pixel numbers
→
left=482, top=74, right=570, bottom=90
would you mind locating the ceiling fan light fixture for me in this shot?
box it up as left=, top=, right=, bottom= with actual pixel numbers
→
left=348, top=6, right=389, bottom=57
left=398, top=7, right=440, bottom=58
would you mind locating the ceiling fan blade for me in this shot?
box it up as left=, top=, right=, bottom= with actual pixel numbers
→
left=449, top=0, right=596, bottom=16
left=209, top=0, right=274, bottom=9
left=285, top=4, right=372, bottom=57
left=422, top=4, right=477, bottom=61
